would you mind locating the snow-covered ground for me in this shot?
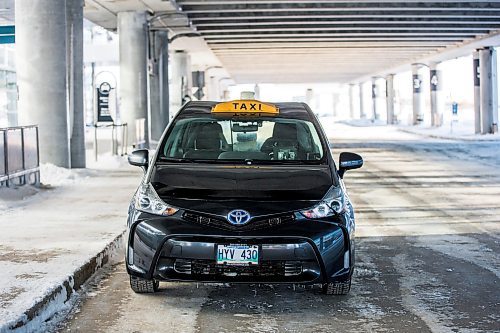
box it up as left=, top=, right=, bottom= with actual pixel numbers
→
left=398, top=120, right=500, bottom=141
left=325, top=115, right=500, bottom=141
left=0, top=154, right=141, bottom=332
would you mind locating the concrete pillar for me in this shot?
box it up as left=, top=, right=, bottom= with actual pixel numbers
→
left=429, top=62, right=443, bottom=127
left=16, top=0, right=70, bottom=167
left=118, top=11, right=149, bottom=148
left=386, top=74, right=395, bottom=125
left=149, top=31, right=169, bottom=142
left=332, top=92, right=339, bottom=118
left=158, top=32, right=170, bottom=134
left=306, top=88, right=314, bottom=106
left=348, top=84, right=356, bottom=119
left=254, top=84, right=261, bottom=100
left=371, top=78, right=379, bottom=120
left=473, top=51, right=481, bottom=134
left=359, top=83, right=366, bottom=118
left=171, top=51, right=189, bottom=114
left=67, top=0, right=86, bottom=168
left=412, top=64, right=424, bottom=125
left=479, top=47, right=498, bottom=134
left=206, top=75, right=217, bottom=100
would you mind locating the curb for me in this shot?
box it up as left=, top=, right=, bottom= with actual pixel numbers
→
left=398, top=127, right=500, bottom=142
left=4, top=230, right=126, bottom=332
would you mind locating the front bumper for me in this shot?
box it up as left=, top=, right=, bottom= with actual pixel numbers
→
left=126, top=210, right=354, bottom=284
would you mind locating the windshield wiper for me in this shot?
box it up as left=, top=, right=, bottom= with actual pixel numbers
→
left=157, top=157, right=195, bottom=163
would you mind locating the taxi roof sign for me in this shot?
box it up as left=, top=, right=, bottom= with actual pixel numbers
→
left=212, top=100, right=279, bottom=114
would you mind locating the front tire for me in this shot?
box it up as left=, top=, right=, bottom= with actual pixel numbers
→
left=130, top=276, right=159, bottom=293
left=322, top=278, right=351, bottom=295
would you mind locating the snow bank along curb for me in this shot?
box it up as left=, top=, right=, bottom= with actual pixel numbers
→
left=398, top=127, right=499, bottom=142
left=2, top=231, right=126, bottom=333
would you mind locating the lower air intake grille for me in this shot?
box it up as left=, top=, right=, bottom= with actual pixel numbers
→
left=174, top=259, right=303, bottom=277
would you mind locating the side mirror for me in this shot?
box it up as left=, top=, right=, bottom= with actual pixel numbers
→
left=128, top=149, right=149, bottom=170
left=338, top=152, right=363, bottom=178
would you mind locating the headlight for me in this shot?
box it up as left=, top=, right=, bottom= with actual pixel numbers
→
left=135, top=183, right=178, bottom=216
left=300, top=186, right=346, bottom=219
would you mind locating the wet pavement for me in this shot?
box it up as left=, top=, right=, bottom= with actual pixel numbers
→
left=54, top=126, right=500, bottom=333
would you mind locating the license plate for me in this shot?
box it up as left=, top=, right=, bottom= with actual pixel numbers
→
left=216, top=244, right=259, bottom=265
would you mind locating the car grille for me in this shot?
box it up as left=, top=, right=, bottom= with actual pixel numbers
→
left=174, top=259, right=303, bottom=277
left=182, top=211, right=296, bottom=231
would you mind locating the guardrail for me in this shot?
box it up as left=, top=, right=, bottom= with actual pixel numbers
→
left=0, top=125, right=40, bottom=187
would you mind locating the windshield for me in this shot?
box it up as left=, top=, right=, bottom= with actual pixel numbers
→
left=159, top=116, right=325, bottom=163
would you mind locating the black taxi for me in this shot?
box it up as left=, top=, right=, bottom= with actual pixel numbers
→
left=126, top=100, right=363, bottom=295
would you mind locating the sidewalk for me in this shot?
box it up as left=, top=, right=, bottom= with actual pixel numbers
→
left=398, top=123, right=500, bottom=142
left=0, top=157, right=142, bottom=332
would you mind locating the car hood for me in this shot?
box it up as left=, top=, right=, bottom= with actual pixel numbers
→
left=150, top=163, right=333, bottom=216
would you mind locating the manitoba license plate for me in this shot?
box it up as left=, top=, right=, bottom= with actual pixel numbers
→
left=216, top=244, right=259, bottom=265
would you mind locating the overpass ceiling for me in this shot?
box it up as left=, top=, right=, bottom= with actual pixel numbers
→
left=175, top=0, right=500, bottom=83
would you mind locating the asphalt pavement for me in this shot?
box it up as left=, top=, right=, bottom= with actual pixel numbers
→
left=54, top=125, right=500, bottom=333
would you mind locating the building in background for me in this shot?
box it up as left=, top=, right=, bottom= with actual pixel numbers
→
left=0, top=44, right=16, bottom=127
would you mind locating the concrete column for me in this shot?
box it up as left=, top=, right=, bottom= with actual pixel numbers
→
left=149, top=31, right=169, bottom=142
left=118, top=11, right=149, bottom=148
left=306, top=88, right=314, bottom=106
left=158, top=32, right=170, bottom=134
left=206, top=75, right=217, bottom=100
left=473, top=51, right=481, bottom=134
left=412, top=64, right=424, bottom=125
left=16, top=0, right=70, bottom=167
left=479, top=47, right=498, bottom=134
left=171, top=51, right=189, bottom=114
left=254, top=84, right=261, bottom=100
left=67, top=0, right=86, bottom=168
left=386, top=74, right=395, bottom=125
left=429, top=62, right=443, bottom=127
left=371, top=78, right=379, bottom=120
left=359, top=83, right=366, bottom=118
left=348, top=84, right=356, bottom=119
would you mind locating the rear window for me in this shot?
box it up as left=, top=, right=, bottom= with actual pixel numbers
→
left=158, top=116, right=325, bottom=163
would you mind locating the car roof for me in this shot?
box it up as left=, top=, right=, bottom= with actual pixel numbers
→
left=177, top=101, right=314, bottom=120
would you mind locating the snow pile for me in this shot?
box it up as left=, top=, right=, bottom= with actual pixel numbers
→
left=39, top=163, right=82, bottom=187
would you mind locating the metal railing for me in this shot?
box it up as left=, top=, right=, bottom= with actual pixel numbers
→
left=0, top=125, right=40, bottom=187
left=87, top=123, right=128, bottom=161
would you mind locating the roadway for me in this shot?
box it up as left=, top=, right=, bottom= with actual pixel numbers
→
left=54, top=124, right=500, bottom=333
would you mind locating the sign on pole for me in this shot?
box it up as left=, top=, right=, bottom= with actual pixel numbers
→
left=97, top=82, right=113, bottom=122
